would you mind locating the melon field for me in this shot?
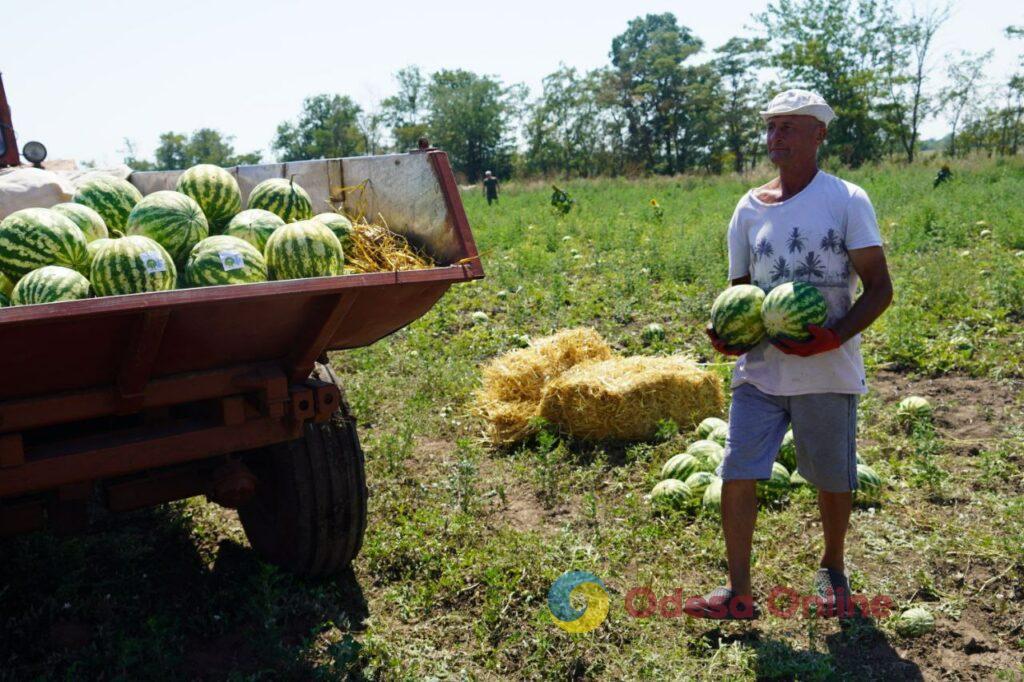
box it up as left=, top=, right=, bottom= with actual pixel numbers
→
left=2, top=158, right=1024, bottom=680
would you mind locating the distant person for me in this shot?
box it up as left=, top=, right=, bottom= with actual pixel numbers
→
left=702, top=89, right=893, bottom=620
left=482, top=170, right=499, bottom=205
left=933, top=164, right=953, bottom=188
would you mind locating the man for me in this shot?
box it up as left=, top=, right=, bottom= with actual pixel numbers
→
left=701, top=89, right=893, bottom=620
left=483, top=170, right=499, bottom=205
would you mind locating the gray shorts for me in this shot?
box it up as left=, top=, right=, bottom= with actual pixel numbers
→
left=717, top=382, right=859, bottom=493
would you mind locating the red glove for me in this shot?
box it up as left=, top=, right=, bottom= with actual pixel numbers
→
left=772, top=325, right=842, bottom=357
left=706, top=324, right=747, bottom=357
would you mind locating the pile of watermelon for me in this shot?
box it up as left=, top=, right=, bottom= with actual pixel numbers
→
left=649, top=416, right=884, bottom=514
left=0, top=165, right=361, bottom=307
left=710, top=281, right=828, bottom=348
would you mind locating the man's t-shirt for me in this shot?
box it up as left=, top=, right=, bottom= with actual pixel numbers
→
left=483, top=177, right=499, bottom=196
left=727, top=170, right=883, bottom=396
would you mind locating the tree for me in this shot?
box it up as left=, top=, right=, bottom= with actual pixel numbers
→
left=940, top=50, right=992, bottom=157
left=425, top=70, right=516, bottom=182
left=120, top=138, right=155, bottom=170
left=712, top=37, right=767, bottom=173
left=878, top=5, right=949, bottom=162
left=154, top=132, right=189, bottom=170
left=148, top=129, right=259, bottom=170
left=525, top=65, right=606, bottom=178
left=381, top=66, right=429, bottom=151
left=272, top=94, right=364, bottom=161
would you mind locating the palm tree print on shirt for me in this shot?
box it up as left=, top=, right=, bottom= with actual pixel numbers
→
left=794, top=250, right=825, bottom=279
left=770, top=256, right=791, bottom=283
left=753, top=236, right=774, bottom=264
left=786, top=226, right=805, bottom=254
left=819, top=228, right=845, bottom=281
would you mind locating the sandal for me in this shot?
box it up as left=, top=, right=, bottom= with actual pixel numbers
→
left=686, top=586, right=760, bottom=620
left=813, top=568, right=868, bottom=620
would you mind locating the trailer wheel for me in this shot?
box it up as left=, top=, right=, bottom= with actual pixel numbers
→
left=238, top=363, right=367, bottom=576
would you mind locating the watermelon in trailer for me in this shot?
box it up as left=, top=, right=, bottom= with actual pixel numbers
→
left=126, top=191, right=210, bottom=266
left=176, top=164, right=243, bottom=232
left=90, top=235, right=177, bottom=296
left=51, top=203, right=109, bottom=242
left=264, top=219, right=345, bottom=281
left=73, top=175, right=143, bottom=232
left=223, top=209, right=284, bottom=251
left=0, top=208, right=89, bottom=279
left=184, top=235, right=267, bottom=287
left=761, top=281, right=827, bottom=342
left=313, top=212, right=354, bottom=250
left=11, top=266, right=91, bottom=306
left=247, top=178, right=313, bottom=223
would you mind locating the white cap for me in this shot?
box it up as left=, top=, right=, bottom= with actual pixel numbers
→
left=759, top=89, right=836, bottom=126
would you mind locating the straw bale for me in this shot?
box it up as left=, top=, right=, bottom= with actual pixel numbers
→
left=538, top=355, right=723, bottom=442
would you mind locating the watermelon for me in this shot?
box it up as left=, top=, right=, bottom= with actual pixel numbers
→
left=641, top=322, right=665, bottom=343
left=223, top=209, right=284, bottom=251
left=650, top=479, right=690, bottom=509
left=683, top=471, right=716, bottom=501
left=686, top=440, right=724, bottom=465
left=790, top=468, right=810, bottom=486
left=660, top=453, right=701, bottom=481
left=90, top=235, right=177, bottom=297
left=893, top=607, right=935, bottom=637
left=247, top=177, right=313, bottom=223
left=855, top=464, right=882, bottom=503
left=761, top=281, right=828, bottom=342
left=709, top=424, right=729, bottom=447
left=176, top=164, right=242, bottom=232
left=86, top=238, right=116, bottom=269
left=711, top=284, right=767, bottom=349
left=51, top=203, right=108, bottom=242
left=11, top=266, right=90, bottom=305
left=778, top=430, right=796, bottom=470
left=73, top=175, right=142, bottom=232
left=695, top=417, right=727, bottom=439
left=0, top=272, right=14, bottom=307
left=702, top=477, right=723, bottom=513
left=312, top=212, right=354, bottom=250
left=757, top=462, right=791, bottom=501
left=0, top=208, right=89, bottom=279
left=184, top=235, right=267, bottom=287
left=264, top=219, right=345, bottom=281
left=897, top=396, right=932, bottom=424
left=126, top=191, right=209, bottom=266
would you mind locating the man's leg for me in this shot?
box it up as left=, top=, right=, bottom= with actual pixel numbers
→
left=818, top=490, right=852, bottom=572
left=722, top=480, right=758, bottom=596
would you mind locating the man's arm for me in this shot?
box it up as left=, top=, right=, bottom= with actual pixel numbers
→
left=830, top=246, right=893, bottom=343
left=731, top=274, right=751, bottom=286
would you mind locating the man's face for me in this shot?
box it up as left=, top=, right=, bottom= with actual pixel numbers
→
left=766, top=115, right=826, bottom=167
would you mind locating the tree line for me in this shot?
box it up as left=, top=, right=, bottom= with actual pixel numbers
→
left=124, top=1, right=1024, bottom=182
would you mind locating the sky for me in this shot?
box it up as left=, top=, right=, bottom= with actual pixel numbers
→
left=4, top=0, right=1023, bottom=167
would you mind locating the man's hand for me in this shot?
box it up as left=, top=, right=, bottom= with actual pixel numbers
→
left=706, top=324, right=747, bottom=357
left=771, top=325, right=841, bottom=357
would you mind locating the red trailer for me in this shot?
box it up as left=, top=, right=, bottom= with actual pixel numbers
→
left=0, top=149, right=484, bottom=576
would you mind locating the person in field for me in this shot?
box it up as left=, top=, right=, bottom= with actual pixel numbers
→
left=483, top=170, right=499, bottom=205
left=700, top=89, right=894, bottom=620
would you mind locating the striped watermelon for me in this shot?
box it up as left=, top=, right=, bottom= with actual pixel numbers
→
left=695, top=417, right=727, bottom=439
left=313, top=212, right=354, bottom=249
left=90, top=235, right=177, bottom=297
left=264, top=219, right=344, bottom=281
left=711, top=284, right=766, bottom=349
left=0, top=208, right=89, bottom=279
left=650, top=479, right=690, bottom=509
left=761, top=281, right=827, bottom=342
left=176, top=164, right=242, bottom=232
left=185, top=235, right=267, bottom=287
left=790, top=468, right=810, bottom=486
left=684, top=471, right=716, bottom=502
left=0, top=272, right=13, bottom=307
left=687, top=439, right=724, bottom=465
left=73, top=175, right=142, bottom=232
left=778, top=429, right=796, bottom=470
left=11, top=266, right=91, bottom=305
left=709, top=424, right=728, bottom=447
left=86, top=238, right=117, bottom=269
left=223, top=209, right=284, bottom=251
left=51, top=203, right=109, bottom=242
left=702, top=477, right=723, bottom=514
left=247, top=178, right=313, bottom=223
left=757, top=462, right=791, bottom=501
left=855, top=464, right=882, bottom=503
left=126, top=191, right=209, bottom=266
left=660, top=453, right=701, bottom=481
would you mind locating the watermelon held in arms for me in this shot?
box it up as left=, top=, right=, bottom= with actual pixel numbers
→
left=184, top=235, right=267, bottom=287
left=660, top=453, right=701, bottom=482
left=247, top=177, right=313, bottom=223
left=650, top=479, right=690, bottom=510
left=90, top=235, right=177, bottom=297
left=710, top=284, right=767, bottom=350
left=126, top=191, right=210, bottom=266
left=313, top=212, right=354, bottom=250
left=761, top=281, right=828, bottom=342
left=175, top=164, right=242, bottom=232
left=264, top=219, right=345, bottom=281
left=695, top=417, right=727, bottom=439
left=51, top=202, right=109, bottom=242
left=0, top=208, right=90, bottom=279
left=11, top=266, right=91, bottom=306
left=73, top=175, right=143, bottom=233
left=223, top=209, right=285, bottom=251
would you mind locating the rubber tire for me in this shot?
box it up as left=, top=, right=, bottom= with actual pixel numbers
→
left=237, top=363, right=367, bottom=576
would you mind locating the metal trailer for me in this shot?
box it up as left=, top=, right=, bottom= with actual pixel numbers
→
left=0, top=149, right=484, bottom=576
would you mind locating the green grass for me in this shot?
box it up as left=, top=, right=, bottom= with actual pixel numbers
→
left=3, top=157, right=1024, bottom=679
